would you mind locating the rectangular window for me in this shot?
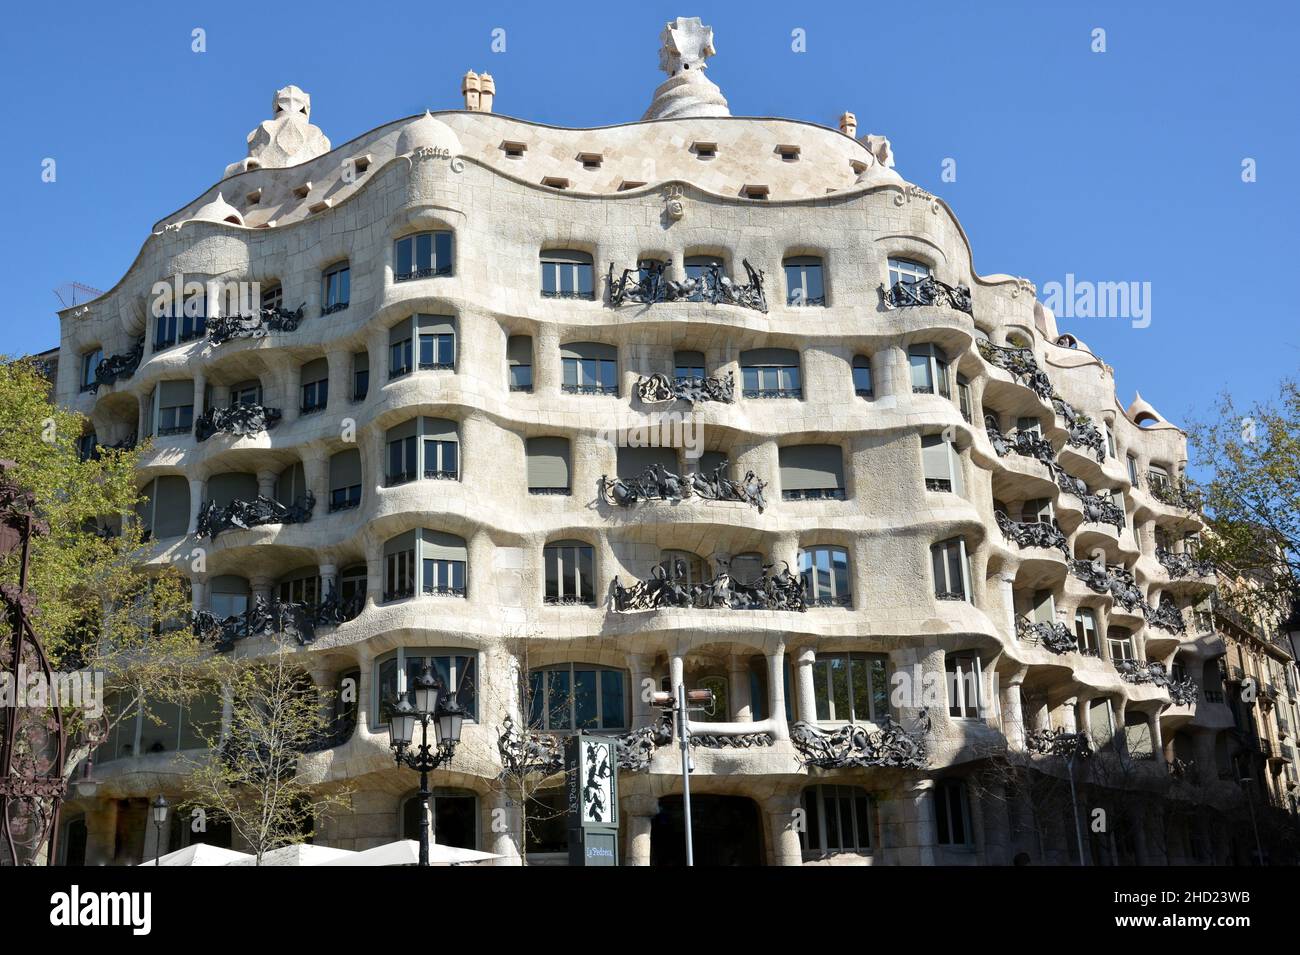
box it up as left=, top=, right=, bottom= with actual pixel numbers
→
left=323, top=265, right=350, bottom=313
left=741, top=350, right=801, bottom=399
left=423, top=558, right=466, bottom=596
left=812, top=654, right=889, bottom=723
left=385, top=548, right=415, bottom=600
left=1075, top=608, right=1099, bottom=656
left=540, top=252, right=595, bottom=299
left=799, top=546, right=851, bottom=607
left=387, top=435, right=418, bottom=486
left=394, top=231, right=453, bottom=281
left=353, top=352, right=370, bottom=400
left=423, top=438, right=458, bottom=480
left=908, top=344, right=949, bottom=396
left=933, top=780, right=972, bottom=847
left=921, top=435, right=964, bottom=495
left=80, top=348, right=103, bottom=389
left=390, top=338, right=413, bottom=379
left=779, top=445, right=845, bottom=501
left=852, top=356, right=873, bottom=397
left=784, top=257, right=826, bottom=307
left=544, top=543, right=594, bottom=604
left=376, top=649, right=477, bottom=724
left=1127, top=454, right=1139, bottom=485
left=527, top=437, right=572, bottom=494
left=301, top=377, right=328, bottom=413
left=418, top=332, right=455, bottom=370
left=561, top=357, right=618, bottom=395
left=888, top=257, right=930, bottom=287
left=931, top=539, right=971, bottom=602
left=946, top=653, right=984, bottom=718
left=800, top=786, right=873, bottom=855
left=1107, top=629, right=1135, bottom=662
left=528, top=665, right=626, bottom=731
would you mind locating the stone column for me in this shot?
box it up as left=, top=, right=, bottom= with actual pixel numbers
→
left=326, top=348, right=351, bottom=410
left=624, top=795, right=658, bottom=866
left=256, top=469, right=277, bottom=501
left=318, top=560, right=338, bottom=599
left=766, top=792, right=804, bottom=866
left=83, top=801, right=119, bottom=866
left=794, top=646, right=817, bottom=724
left=1060, top=696, right=1079, bottom=733
left=192, top=372, right=207, bottom=419
left=728, top=655, right=753, bottom=722
left=1000, top=671, right=1026, bottom=750
left=766, top=643, right=789, bottom=740
left=628, top=653, right=657, bottom=727
left=250, top=574, right=274, bottom=605
left=302, top=443, right=329, bottom=509
left=999, top=573, right=1016, bottom=638
left=535, top=324, right=561, bottom=396
left=1148, top=710, right=1166, bottom=768
left=188, top=477, right=205, bottom=535
left=487, top=789, right=523, bottom=866
left=881, top=780, right=938, bottom=865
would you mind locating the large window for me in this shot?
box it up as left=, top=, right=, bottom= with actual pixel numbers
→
left=1126, top=454, right=1140, bottom=486
left=946, top=652, right=984, bottom=718
left=561, top=342, right=617, bottom=395
left=784, top=256, right=826, bottom=307
left=741, top=348, right=801, bottom=399
left=507, top=335, right=534, bottom=392
left=799, top=545, right=851, bottom=607
left=300, top=358, right=328, bottom=413
left=352, top=352, right=369, bottom=401
left=153, top=287, right=206, bottom=349
left=933, top=779, right=973, bottom=847
left=1074, top=608, right=1099, bottom=656
left=137, top=476, right=191, bottom=539
left=812, top=653, right=889, bottom=723
left=544, top=540, right=594, bottom=604
left=151, top=380, right=194, bottom=436
left=278, top=569, right=320, bottom=606
left=1107, top=627, right=1135, bottom=662
left=394, top=231, right=454, bottom=281
left=931, top=538, right=972, bottom=602
left=526, top=436, right=571, bottom=494
left=385, top=419, right=459, bottom=486
left=540, top=249, right=594, bottom=299
left=683, top=254, right=723, bottom=301
left=389, top=315, right=455, bottom=378
left=322, top=263, right=350, bottom=314
left=908, top=344, right=950, bottom=397
left=801, top=785, right=873, bottom=855
left=80, top=347, right=103, bottom=390
left=382, top=530, right=468, bottom=600
left=852, top=355, right=873, bottom=398
left=328, top=449, right=362, bottom=512
left=229, top=379, right=262, bottom=407
left=921, top=435, right=964, bottom=494
left=401, top=790, right=477, bottom=849
left=888, top=257, right=930, bottom=288
left=528, top=664, right=627, bottom=731
left=779, top=445, right=845, bottom=500
left=1089, top=698, right=1115, bottom=750
left=376, top=648, right=477, bottom=724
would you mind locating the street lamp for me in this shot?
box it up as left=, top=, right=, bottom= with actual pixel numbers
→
left=387, top=665, right=465, bottom=867
left=652, top=685, right=715, bottom=867
left=150, top=795, right=169, bottom=866
left=74, top=757, right=99, bottom=799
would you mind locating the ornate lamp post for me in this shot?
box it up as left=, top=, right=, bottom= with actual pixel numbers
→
left=151, top=794, right=169, bottom=866
left=387, top=665, right=465, bottom=867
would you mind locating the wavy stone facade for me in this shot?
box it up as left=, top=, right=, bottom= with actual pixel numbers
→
left=52, top=18, right=1266, bottom=866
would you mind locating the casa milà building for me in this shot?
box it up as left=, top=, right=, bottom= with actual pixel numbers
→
left=53, top=17, right=1253, bottom=866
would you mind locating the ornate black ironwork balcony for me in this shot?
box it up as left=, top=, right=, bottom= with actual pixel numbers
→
left=422, top=584, right=467, bottom=598
left=321, top=301, right=349, bottom=316
left=207, top=304, right=305, bottom=346
left=976, top=340, right=1055, bottom=401
left=995, top=510, right=1068, bottom=555
left=1115, top=658, right=1174, bottom=688
left=384, top=585, right=416, bottom=601
left=635, top=371, right=735, bottom=405
left=782, top=488, right=845, bottom=501
left=689, top=730, right=775, bottom=748
left=790, top=710, right=931, bottom=769
left=1144, top=599, right=1188, bottom=634
left=561, top=383, right=618, bottom=396
left=157, top=424, right=192, bottom=437
left=88, top=339, right=145, bottom=393
left=542, top=593, right=594, bottom=606
left=394, top=264, right=452, bottom=283
left=192, top=585, right=362, bottom=655
left=417, top=360, right=455, bottom=372
left=1052, top=397, right=1106, bottom=463
left=496, top=715, right=671, bottom=777
left=196, top=492, right=314, bottom=540
left=541, top=288, right=595, bottom=301
left=528, top=487, right=571, bottom=496
left=1168, top=678, right=1199, bottom=707
left=194, top=403, right=281, bottom=441
left=743, top=387, right=802, bottom=399
left=422, top=469, right=458, bottom=481
left=1069, top=559, right=1144, bottom=611
left=298, top=714, right=358, bottom=753
left=607, top=259, right=768, bottom=313
left=385, top=471, right=417, bottom=488
left=985, top=418, right=1056, bottom=466
left=1149, top=478, right=1201, bottom=511
left=1016, top=615, right=1077, bottom=654
left=1025, top=727, right=1091, bottom=759
left=612, top=558, right=805, bottom=612
left=879, top=275, right=973, bottom=314
left=1156, top=547, right=1214, bottom=579
left=600, top=461, right=766, bottom=511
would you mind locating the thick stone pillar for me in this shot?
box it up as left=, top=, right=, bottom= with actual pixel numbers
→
left=535, top=324, right=561, bottom=396
left=1060, top=697, right=1079, bottom=733
left=256, top=469, right=277, bottom=500
left=302, top=443, right=329, bottom=508
left=794, top=646, right=817, bottom=724
left=188, top=477, right=204, bottom=535
left=83, top=801, right=119, bottom=866
left=487, top=789, right=523, bottom=866
left=766, top=643, right=789, bottom=740
left=728, top=655, right=753, bottom=722
left=628, top=653, right=657, bottom=727
left=1000, top=672, right=1026, bottom=750
left=766, top=793, right=804, bottom=866
left=624, top=795, right=658, bottom=866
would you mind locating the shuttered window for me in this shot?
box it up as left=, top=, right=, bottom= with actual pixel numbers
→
left=276, top=462, right=307, bottom=506
left=301, top=358, right=329, bottom=412
left=561, top=342, right=617, bottom=395
left=617, top=446, right=678, bottom=479
left=140, top=476, right=190, bottom=539
left=945, top=653, right=983, bottom=719
left=908, top=344, right=950, bottom=397
left=921, top=435, right=964, bottom=495
left=526, top=437, right=571, bottom=494
left=329, top=449, right=362, bottom=511
left=394, top=231, right=454, bottom=281
left=206, top=472, right=258, bottom=509
left=931, top=538, right=971, bottom=601
left=779, top=445, right=844, bottom=500
left=507, top=335, right=533, bottom=392
left=543, top=540, right=595, bottom=604
left=352, top=351, right=369, bottom=400
left=156, top=380, right=194, bottom=435
left=740, top=348, right=801, bottom=398
left=540, top=249, right=594, bottom=299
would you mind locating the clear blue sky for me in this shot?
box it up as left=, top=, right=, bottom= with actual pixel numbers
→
left=2, top=0, right=1296, bottom=433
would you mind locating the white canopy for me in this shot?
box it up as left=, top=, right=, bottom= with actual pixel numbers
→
left=227, top=844, right=355, bottom=866
left=140, top=844, right=253, bottom=867
left=319, top=839, right=501, bottom=866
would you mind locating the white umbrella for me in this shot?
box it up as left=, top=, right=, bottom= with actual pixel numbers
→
left=318, top=839, right=501, bottom=866
left=226, top=844, right=355, bottom=866
left=140, top=843, right=253, bottom=867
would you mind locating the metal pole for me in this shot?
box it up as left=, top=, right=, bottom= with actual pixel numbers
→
left=418, top=718, right=430, bottom=868
left=1067, top=755, right=1086, bottom=865
left=153, top=820, right=162, bottom=866
left=677, top=682, right=693, bottom=867
left=1244, top=781, right=1263, bottom=865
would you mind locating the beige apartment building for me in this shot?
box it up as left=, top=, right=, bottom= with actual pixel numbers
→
left=48, top=18, right=1299, bottom=865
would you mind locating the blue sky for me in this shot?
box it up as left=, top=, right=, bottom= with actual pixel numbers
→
left=1, top=0, right=1296, bottom=436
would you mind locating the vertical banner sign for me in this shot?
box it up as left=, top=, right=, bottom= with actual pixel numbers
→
left=565, top=734, right=619, bottom=866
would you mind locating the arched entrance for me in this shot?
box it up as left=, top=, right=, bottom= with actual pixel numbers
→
left=650, top=795, right=764, bottom=866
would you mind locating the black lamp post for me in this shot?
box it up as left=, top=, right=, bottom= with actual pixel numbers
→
left=387, top=665, right=465, bottom=867
left=150, top=794, right=169, bottom=866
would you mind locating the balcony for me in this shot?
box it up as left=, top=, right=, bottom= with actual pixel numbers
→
left=393, top=263, right=452, bottom=283
left=995, top=510, right=1068, bottom=555
left=192, top=587, right=362, bottom=653
left=1156, top=547, right=1214, bottom=579
left=194, top=404, right=282, bottom=442
left=612, top=561, right=805, bottom=612
left=977, top=340, right=1055, bottom=401
left=1069, top=559, right=1144, bottom=612
left=635, top=371, right=735, bottom=405
left=1148, top=477, right=1200, bottom=511
left=607, top=259, right=768, bottom=313
left=879, top=275, right=973, bottom=315
left=560, top=383, right=618, bottom=396
left=1052, top=396, right=1106, bottom=464
left=196, top=492, right=315, bottom=540
left=984, top=419, right=1055, bottom=467
left=783, top=488, right=845, bottom=501
left=790, top=714, right=930, bottom=769
left=600, top=463, right=767, bottom=510
left=86, top=339, right=144, bottom=393
left=743, top=386, right=802, bottom=399
left=1144, top=600, right=1188, bottom=635
left=206, top=304, right=304, bottom=346
left=1015, top=615, right=1077, bottom=654
left=496, top=715, right=670, bottom=777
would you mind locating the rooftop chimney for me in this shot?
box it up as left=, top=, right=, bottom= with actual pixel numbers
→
left=839, top=111, right=857, bottom=138
left=478, top=73, right=495, bottom=112
left=462, top=70, right=495, bottom=112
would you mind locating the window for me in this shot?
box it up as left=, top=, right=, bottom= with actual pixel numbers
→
left=799, top=545, right=851, bottom=607
left=502, top=141, right=526, bottom=159
left=801, top=785, right=873, bottom=855
left=674, top=349, right=705, bottom=381
left=328, top=449, right=362, bottom=512
left=658, top=550, right=709, bottom=589
left=779, top=445, right=845, bottom=500
left=544, top=540, right=594, bottom=604
left=921, top=435, right=964, bottom=494
left=931, top=538, right=972, bottom=602
left=1147, top=463, right=1170, bottom=490
left=908, top=344, right=950, bottom=396
left=383, top=530, right=467, bottom=600
left=618, top=446, right=677, bottom=480
left=278, top=569, right=320, bottom=606
left=540, top=176, right=570, bottom=190
left=137, top=476, right=191, bottom=539
left=394, top=231, right=453, bottom=281
left=1126, top=454, right=1139, bottom=486
left=1021, top=497, right=1054, bottom=525
left=1017, top=415, right=1042, bottom=439
left=528, top=664, right=627, bottom=731
left=578, top=152, right=602, bottom=170
left=946, top=653, right=984, bottom=719
left=229, top=380, right=262, bottom=407
left=741, top=348, right=801, bottom=398
left=812, top=653, right=888, bottom=723
left=153, top=286, right=207, bottom=349
left=507, top=335, right=533, bottom=392
left=322, top=263, right=350, bottom=314
left=784, top=256, right=825, bottom=306
left=540, top=250, right=594, bottom=300
left=376, top=648, right=477, bottom=724
left=390, top=316, right=456, bottom=377
left=684, top=255, right=723, bottom=301
left=691, top=141, right=717, bottom=159
left=777, top=144, right=801, bottom=162
left=957, top=376, right=973, bottom=423
left=385, top=418, right=459, bottom=485
left=275, top=462, right=308, bottom=507
left=933, top=779, right=973, bottom=847
left=741, top=184, right=769, bottom=200
left=1075, top=608, right=1099, bottom=656
left=80, top=348, right=103, bottom=390
left=888, top=257, right=930, bottom=288
left=300, top=358, right=328, bottom=413
left=526, top=437, right=571, bottom=495
left=261, top=282, right=282, bottom=313
left=401, top=791, right=478, bottom=850
left=152, top=380, right=194, bottom=436
left=338, top=565, right=367, bottom=611
left=561, top=342, right=617, bottom=395
left=1124, top=713, right=1154, bottom=760
left=1107, top=627, right=1135, bottom=662
left=1089, top=698, right=1115, bottom=750
left=352, top=352, right=369, bottom=401
left=852, top=355, right=873, bottom=397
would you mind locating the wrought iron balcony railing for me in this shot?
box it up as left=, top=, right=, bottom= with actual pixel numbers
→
left=496, top=715, right=671, bottom=777
left=298, top=715, right=359, bottom=753
left=191, top=586, right=362, bottom=654
left=393, top=264, right=452, bottom=283
left=1015, top=615, right=1077, bottom=654
left=783, top=488, right=846, bottom=501
left=879, top=275, right=973, bottom=314
left=1069, top=559, right=1144, bottom=611
left=1025, top=727, right=1091, bottom=759
left=194, top=403, right=282, bottom=442
left=635, top=371, right=735, bottom=405
left=385, top=470, right=417, bottom=488
left=995, top=510, right=1068, bottom=555
left=321, top=300, right=349, bottom=316
left=207, top=305, right=305, bottom=346
left=1155, top=547, right=1215, bottom=579
left=423, top=469, right=458, bottom=481
left=985, top=419, right=1055, bottom=467
left=422, top=584, right=467, bottom=598
left=977, top=340, right=1055, bottom=401
left=600, top=462, right=767, bottom=511
left=790, top=711, right=931, bottom=769
left=607, top=259, right=768, bottom=312
left=612, top=559, right=805, bottom=612
left=743, top=387, right=802, bottom=399
left=1115, top=658, right=1171, bottom=687
left=1148, top=477, right=1201, bottom=511
left=196, top=492, right=314, bottom=539
left=1144, top=600, right=1188, bottom=635
left=87, top=339, right=145, bottom=393
left=561, top=383, right=618, bottom=396
left=1052, top=396, right=1106, bottom=464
